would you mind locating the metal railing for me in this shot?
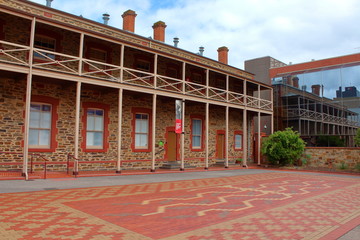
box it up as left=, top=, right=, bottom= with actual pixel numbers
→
left=67, top=153, right=80, bottom=177
left=0, top=151, right=53, bottom=179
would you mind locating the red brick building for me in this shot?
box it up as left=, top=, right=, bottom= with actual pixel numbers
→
left=0, top=0, right=273, bottom=176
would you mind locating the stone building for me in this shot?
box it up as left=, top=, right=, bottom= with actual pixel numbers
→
left=0, top=0, right=273, bottom=176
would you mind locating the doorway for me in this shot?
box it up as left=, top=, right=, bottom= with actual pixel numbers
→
left=216, top=132, right=225, bottom=159
left=166, top=128, right=179, bottom=161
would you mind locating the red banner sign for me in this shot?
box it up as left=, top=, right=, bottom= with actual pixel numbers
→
left=175, top=119, right=182, bottom=133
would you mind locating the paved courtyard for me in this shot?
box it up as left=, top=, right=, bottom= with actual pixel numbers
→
left=0, top=170, right=359, bottom=239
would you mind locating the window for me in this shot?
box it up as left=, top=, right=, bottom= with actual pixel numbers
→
left=89, top=48, right=107, bottom=62
left=27, top=95, right=59, bottom=152
left=88, top=47, right=107, bottom=70
left=81, top=102, right=110, bottom=152
left=192, top=119, right=202, bottom=149
left=135, top=113, right=149, bottom=148
left=84, top=43, right=112, bottom=72
left=136, top=59, right=151, bottom=72
left=86, top=109, right=104, bottom=148
left=131, top=108, right=152, bottom=152
left=29, top=103, right=52, bottom=148
left=192, top=73, right=202, bottom=84
left=190, top=115, right=204, bottom=151
left=34, top=35, right=56, bottom=60
left=234, top=131, right=243, bottom=150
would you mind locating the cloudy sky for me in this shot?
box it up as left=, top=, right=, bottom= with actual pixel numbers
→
left=30, top=0, right=360, bottom=70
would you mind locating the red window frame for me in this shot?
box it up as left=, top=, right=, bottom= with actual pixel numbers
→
left=190, top=114, right=205, bottom=151
left=234, top=130, right=243, bottom=151
left=131, top=107, right=152, bottom=152
left=28, top=95, right=59, bottom=152
left=81, top=102, right=110, bottom=152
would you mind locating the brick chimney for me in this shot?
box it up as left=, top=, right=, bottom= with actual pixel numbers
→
left=311, top=84, right=321, bottom=95
left=292, top=77, right=299, bottom=88
left=122, top=10, right=137, bottom=32
left=152, top=21, right=167, bottom=42
left=217, top=46, right=229, bottom=64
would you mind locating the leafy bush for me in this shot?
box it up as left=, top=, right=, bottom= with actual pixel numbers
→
left=261, top=128, right=306, bottom=166
left=316, top=135, right=345, bottom=147
left=355, top=128, right=360, bottom=147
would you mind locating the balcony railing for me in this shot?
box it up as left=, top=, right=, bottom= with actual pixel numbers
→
left=0, top=40, right=272, bottom=112
left=287, top=109, right=358, bottom=127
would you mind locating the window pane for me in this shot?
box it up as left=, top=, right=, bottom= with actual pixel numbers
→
left=235, top=134, right=242, bottom=149
left=135, top=133, right=148, bottom=147
left=87, top=116, right=94, bottom=131
left=42, top=112, right=51, bottom=128
left=140, top=134, right=148, bottom=147
left=29, top=129, right=39, bottom=145
left=30, top=111, right=40, bottom=128
left=135, top=134, right=141, bottom=147
left=31, top=104, right=41, bottom=111
left=87, top=109, right=95, bottom=115
left=39, top=130, right=50, bottom=146
left=86, top=132, right=94, bottom=146
left=140, top=119, right=148, bottom=133
left=42, top=105, right=51, bottom=112
left=193, top=119, right=201, bottom=135
left=192, top=136, right=201, bottom=147
left=135, top=119, right=141, bottom=132
left=93, top=132, right=103, bottom=146
left=95, top=110, right=103, bottom=116
left=94, top=117, right=103, bottom=131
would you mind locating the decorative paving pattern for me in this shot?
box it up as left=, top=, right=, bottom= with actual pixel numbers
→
left=0, top=172, right=359, bottom=240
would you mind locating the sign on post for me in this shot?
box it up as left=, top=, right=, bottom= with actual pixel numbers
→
left=175, top=100, right=182, bottom=133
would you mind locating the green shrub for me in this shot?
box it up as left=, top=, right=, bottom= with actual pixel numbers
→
left=261, top=128, right=305, bottom=166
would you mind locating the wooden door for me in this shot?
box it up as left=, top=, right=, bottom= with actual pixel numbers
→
left=216, top=134, right=225, bottom=159
left=167, top=131, right=177, bottom=161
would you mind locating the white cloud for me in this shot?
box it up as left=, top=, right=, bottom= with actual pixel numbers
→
left=29, top=0, right=360, bottom=69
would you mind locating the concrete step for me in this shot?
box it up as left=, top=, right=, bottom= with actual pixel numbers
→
left=160, top=161, right=196, bottom=169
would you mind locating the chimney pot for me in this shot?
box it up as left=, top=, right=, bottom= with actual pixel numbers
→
left=103, top=13, right=110, bottom=25
left=173, top=37, right=179, bottom=47
left=217, top=46, right=229, bottom=64
left=152, top=21, right=167, bottom=42
left=122, top=9, right=137, bottom=32
left=46, top=0, right=53, bottom=7
left=199, top=46, right=204, bottom=56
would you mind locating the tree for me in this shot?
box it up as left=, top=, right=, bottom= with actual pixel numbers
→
left=355, top=128, right=360, bottom=147
left=261, top=128, right=305, bottom=166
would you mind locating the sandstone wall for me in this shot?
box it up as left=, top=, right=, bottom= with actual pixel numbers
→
left=304, top=147, right=360, bottom=169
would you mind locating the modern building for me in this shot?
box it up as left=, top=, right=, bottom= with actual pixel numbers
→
left=245, top=55, right=359, bottom=147
left=0, top=0, right=273, bottom=176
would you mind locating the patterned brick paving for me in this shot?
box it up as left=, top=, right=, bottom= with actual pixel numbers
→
left=0, top=172, right=359, bottom=239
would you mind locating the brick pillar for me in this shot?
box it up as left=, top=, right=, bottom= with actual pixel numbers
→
left=122, top=10, right=137, bottom=32
left=217, top=46, right=229, bottom=64
left=153, top=21, right=167, bottom=42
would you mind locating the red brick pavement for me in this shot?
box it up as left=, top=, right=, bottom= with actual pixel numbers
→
left=0, top=172, right=359, bottom=240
